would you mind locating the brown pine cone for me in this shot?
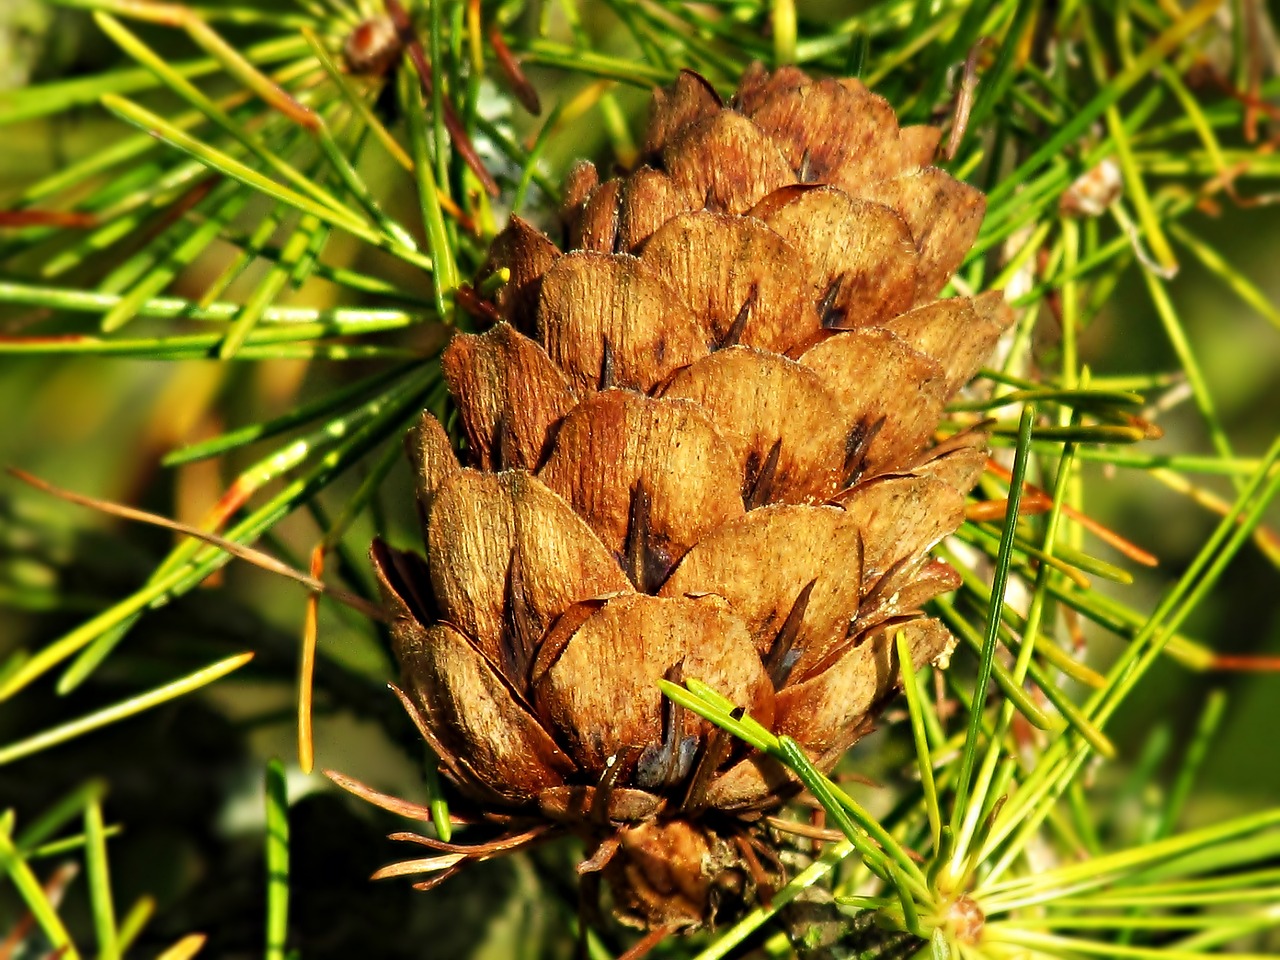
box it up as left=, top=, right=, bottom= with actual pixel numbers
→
left=367, top=64, right=1011, bottom=931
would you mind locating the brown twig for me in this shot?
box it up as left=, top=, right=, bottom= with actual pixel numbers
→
left=6, top=467, right=387, bottom=621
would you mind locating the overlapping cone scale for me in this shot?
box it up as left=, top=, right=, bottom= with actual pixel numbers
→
left=371, top=64, right=1012, bottom=930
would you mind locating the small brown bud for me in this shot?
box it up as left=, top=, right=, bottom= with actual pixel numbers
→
left=343, top=17, right=402, bottom=76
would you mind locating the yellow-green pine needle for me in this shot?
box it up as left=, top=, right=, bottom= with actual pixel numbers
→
left=0, top=654, right=254, bottom=765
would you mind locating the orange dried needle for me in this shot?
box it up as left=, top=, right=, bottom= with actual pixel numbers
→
left=616, top=925, right=679, bottom=960
left=201, top=474, right=255, bottom=532
left=0, top=861, right=79, bottom=959
left=326, top=768, right=438, bottom=822
left=981, top=457, right=1159, bottom=567
left=0, top=210, right=98, bottom=228
left=298, top=544, right=324, bottom=774
left=1207, top=653, right=1280, bottom=672
left=185, top=16, right=319, bottom=130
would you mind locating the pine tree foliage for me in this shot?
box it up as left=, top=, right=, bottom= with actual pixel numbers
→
left=1, top=1, right=1278, bottom=958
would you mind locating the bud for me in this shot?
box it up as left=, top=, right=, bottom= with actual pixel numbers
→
left=343, top=17, right=401, bottom=76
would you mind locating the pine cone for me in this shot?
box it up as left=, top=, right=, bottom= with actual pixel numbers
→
left=368, top=65, right=1012, bottom=930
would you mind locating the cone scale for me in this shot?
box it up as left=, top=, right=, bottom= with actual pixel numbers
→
left=366, top=64, right=1011, bottom=930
